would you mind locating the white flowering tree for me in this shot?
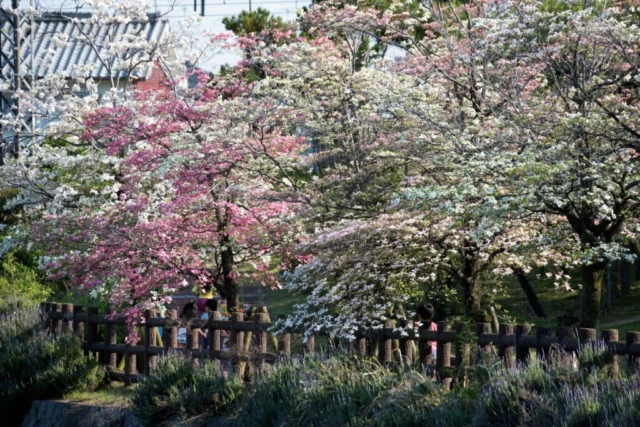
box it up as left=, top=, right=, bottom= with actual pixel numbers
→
left=279, top=0, right=640, bottom=332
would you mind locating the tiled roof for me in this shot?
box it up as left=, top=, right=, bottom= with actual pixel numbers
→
left=1, top=11, right=169, bottom=80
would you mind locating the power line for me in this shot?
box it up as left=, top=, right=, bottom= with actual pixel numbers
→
left=156, top=0, right=305, bottom=6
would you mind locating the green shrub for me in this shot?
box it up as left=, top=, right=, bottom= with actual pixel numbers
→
left=0, top=252, right=52, bottom=311
left=130, top=354, right=243, bottom=426
left=0, top=304, right=104, bottom=426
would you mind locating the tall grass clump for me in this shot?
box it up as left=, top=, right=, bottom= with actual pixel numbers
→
left=0, top=303, right=103, bottom=427
left=130, top=353, right=243, bottom=426
left=237, top=355, right=463, bottom=427
left=474, top=343, right=640, bottom=426
left=236, top=358, right=307, bottom=427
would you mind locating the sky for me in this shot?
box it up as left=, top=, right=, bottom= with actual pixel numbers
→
left=31, top=0, right=311, bottom=70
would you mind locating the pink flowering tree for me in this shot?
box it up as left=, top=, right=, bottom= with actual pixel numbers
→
left=29, top=74, right=306, bottom=329
left=1, top=4, right=307, bottom=336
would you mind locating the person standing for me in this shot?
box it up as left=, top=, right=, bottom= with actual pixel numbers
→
left=197, top=299, right=218, bottom=349
left=417, top=303, right=438, bottom=360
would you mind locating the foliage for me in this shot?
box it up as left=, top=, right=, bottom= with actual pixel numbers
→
left=0, top=304, right=104, bottom=426
left=0, top=251, right=52, bottom=310
left=2, top=0, right=640, bottom=333
left=130, top=354, right=243, bottom=426
left=223, top=8, right=285, bottom=36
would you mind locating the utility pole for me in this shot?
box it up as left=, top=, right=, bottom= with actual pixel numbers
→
left=0, top=0, right=23, bottom=164
left=249, top=0, right=252, bottom=12
left=0, top=0, right=33, bottom=165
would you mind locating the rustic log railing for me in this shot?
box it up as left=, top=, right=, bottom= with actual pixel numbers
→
left=41, top=302, right=640, bottom=384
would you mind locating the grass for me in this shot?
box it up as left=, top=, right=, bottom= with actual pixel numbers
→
left=494, top=269, right=640, bottom=330
left=265, top=287, right=301, bottom=319
left=63, top=382, right=135, bottom=407
left=262, top=266, right=640, bottom=335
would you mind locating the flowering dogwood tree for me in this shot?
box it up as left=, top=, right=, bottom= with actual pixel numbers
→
left=283, top=0, right=640, bottom=329
left=0, top=3, right=306, bottom=338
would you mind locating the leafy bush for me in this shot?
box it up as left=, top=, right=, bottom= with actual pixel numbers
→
left=0, top=251, right=52, bottom=311
left=0, top=304, right=104, bottom=427
left=130, top=354, right=243, bottom=426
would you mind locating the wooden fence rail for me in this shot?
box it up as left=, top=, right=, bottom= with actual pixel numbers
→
left=41, top=302, right=640, bottom=384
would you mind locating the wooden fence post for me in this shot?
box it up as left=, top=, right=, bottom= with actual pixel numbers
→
left=72, top=305, right=84, bottom=340
left=455, top=323, right=469, bottom=369
left=86, top=306, right=99, bottom=360
left=515, top=324, right=532, bottom=365
left=254, top=313, right=268, bottom=354
left=144, top=309, right=157, bottom=375
left=230, top=312, right=244, bottom=349
left=164, top=309, right=178, bottom=352
left=602, top=329, right=619, bottom=378
left=41, top=302, right=51, bottom=321
left=536, top=326, right=552, bottom=361
left=380, top=319, right=393, bottom=365
left=356, top=333, right=367, bottom=358
left=304, top=331, right=315, bottom=355
left=210, top=311, right=222, bottom=357
left=437, top=321, right=452, bottom=385
left=187, top=322, right=200, bottom=365
left=475, top=323, right=491, bottom=362
left=230, top=312, right=245, bottom=375
left=124, top=323, right=138, bottom=384
left=626, top=331, right=640, bottom=373
left=346, top=339, right=355, bottom=356
left=51, top=303, right=62, bottom=336
left=61, top=303, right=73, bottom=333
left=578, top=328, right=596, bottom=345
left=104, top=307, right=117, bottom=370
left=498, top=324, right=515, bottom=368
left=278, top=330, right=291, bottom=356
left=254, top=312, right=268, bottom=371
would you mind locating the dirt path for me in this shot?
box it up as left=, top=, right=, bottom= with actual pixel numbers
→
left=600, top=315, right=640, bottom=329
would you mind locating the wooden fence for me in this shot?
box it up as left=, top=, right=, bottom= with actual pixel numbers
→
left=42, top=302, right=640, bottom=384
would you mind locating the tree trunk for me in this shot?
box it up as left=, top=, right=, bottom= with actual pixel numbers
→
left=460, top=242, right=482, bottom=318
left=461, top=276, right=481, bottom=318
left=621, top=258, right=632, bottom=296
left=630, top=239, right=640, bottom=280
left=514, top=268, right=546, bottom=318
left=581, top=261, right=606, bottom=328
left=220, top=236, right=239, bottom=311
